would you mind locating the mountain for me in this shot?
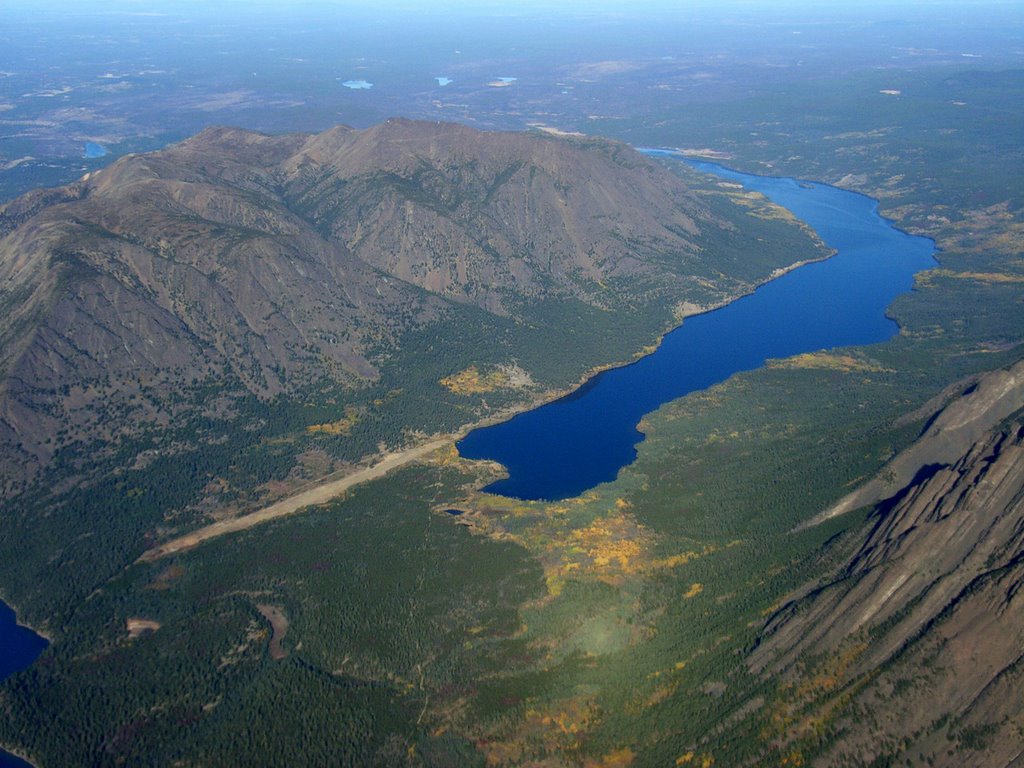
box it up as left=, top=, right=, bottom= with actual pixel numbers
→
left=751, top=360, right=1024, bottom=766
left=0, top=118, right=849, bottom=767
left=0, top=119, right=720, bottom=492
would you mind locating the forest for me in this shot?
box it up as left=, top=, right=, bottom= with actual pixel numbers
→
left=1, top=49, right=1023, bottom=768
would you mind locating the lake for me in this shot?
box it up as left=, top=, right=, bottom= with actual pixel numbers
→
left=456, top=156, right=937, bottom=500
left=0, top=600, right=47, bottom=767
left=83, top=142, right=107, bottom=159
left=0, top=749, right=33, bottom=768
left=0, top=600, right=46, bottom=683
left=0, top=157, right=938, bottom=762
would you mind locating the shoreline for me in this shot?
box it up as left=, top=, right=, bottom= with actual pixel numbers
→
left=654, top=148, right=940, bottom=257
left=504, top=246, right=837, bottom=424
left=0, top=744, right=39, bottom=768
left=0, top=589, right=51, bottom=644
left=136, top=240, right=836, bottom=562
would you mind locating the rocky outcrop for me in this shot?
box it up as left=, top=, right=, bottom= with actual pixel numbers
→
left=752, top=360, right=1024, bottom=766
left=279, top=120, right=703, bottom=313
left=802, top=357, right=1024, bottom=529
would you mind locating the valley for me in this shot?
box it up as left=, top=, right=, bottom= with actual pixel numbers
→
left=0, top=4, right=1021, bottom=767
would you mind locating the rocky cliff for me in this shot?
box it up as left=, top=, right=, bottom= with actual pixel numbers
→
left=752, top=360, right=1024, bottom=766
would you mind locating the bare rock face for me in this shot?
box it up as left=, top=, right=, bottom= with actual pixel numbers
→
left=280, top=120, right=702, bottom=312
left=752, top=362, right=1024, bottom=766
left=0, top=120, right=710, bottom=490
left=804, top=358, right=1024, bottom=529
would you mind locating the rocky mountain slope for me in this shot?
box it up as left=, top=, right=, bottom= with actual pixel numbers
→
left=751, top=360, right=1024, bottom=766
left=0, top=119, right=718, bottom=491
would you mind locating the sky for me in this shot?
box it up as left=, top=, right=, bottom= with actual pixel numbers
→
left=7, top=0, right=1024, bottom=13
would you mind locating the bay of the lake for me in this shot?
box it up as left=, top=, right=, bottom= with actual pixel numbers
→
left=0, top=600, right=46, bottom=683
left=0, top=600, right=47, bottom=766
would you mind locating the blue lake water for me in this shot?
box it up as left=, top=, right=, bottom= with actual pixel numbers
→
left=0, top=600, right=47, bottom=767
left=457, top=156, right=937, bottom=500
left=0, top=601, right=46, bottom=683
left=0, top=749, right=33, bottom=768
left=83, top=141, right=107, bottom=159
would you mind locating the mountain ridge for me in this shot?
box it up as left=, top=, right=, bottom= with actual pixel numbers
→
left=0, top=119, right=727, bottom=491
left=751, top=361, right=1024, bottom=766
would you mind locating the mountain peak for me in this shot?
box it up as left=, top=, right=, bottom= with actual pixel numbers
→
left=0, top=119, right=712, bottom=489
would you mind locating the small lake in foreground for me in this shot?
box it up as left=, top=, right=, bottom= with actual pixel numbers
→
left=457, top=155, right=937, bottom=500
